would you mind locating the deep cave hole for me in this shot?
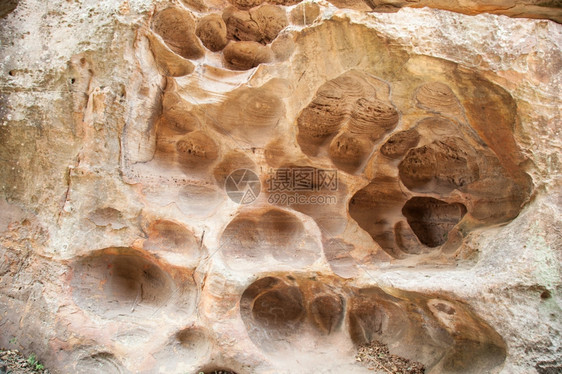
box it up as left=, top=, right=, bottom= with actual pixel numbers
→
left=402, top=197, right=467, bottom=247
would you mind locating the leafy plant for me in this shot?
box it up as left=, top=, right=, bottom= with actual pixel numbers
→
left=27, top=353, right=44, bottom=370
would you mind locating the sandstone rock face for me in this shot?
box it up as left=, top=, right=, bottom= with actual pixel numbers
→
left=0, top=1, right=561, bottom=374
left=326, top=0, right=562, bottom=23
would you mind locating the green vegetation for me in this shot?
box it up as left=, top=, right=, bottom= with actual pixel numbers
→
left=27, top=354, right=45, bottom=371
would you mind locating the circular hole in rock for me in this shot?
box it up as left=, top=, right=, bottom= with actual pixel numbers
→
left=214, top=84, right=285, bottom=144
left=223, top=40, right=273, bottom=70
left=260, top=209, right=305, bottom=247
left=143, top=220, right=201, bottom=267
left=176, top=130, right=219, bottom=170
left=348, top=291, right=394, bottom=345
left=328, top=132, right=372, bottom=174
left=199, top=369, right=238, bottom=374
left=402, top=197, right=467, bottom=248
left=71, top=248, right=175, bottom=318
left=75, top=352, right=124, bottom=374
left=196, top=13, right=228, bottom=52
left=241, top=277, right=305, bottom=340
left=176, top=328, right=208, bottom=349
left=309, top=294, right=344, bottom=334
left=213, top=150, right=256, bottom=187
left=252, top=286, right=304, bottom=327
left=153, top=327, right=212, bottom=370
left=220, top=209, right=320, bottom=268
left=144, top=220, right=198, bottom=253
left=0, top=1, right=18, bottom=19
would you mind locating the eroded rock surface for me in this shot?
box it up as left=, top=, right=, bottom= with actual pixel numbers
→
left=0, top=1, right=561, bottom=374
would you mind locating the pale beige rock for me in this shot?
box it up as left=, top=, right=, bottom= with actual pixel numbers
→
left=0, top=1, right=560, bottom=374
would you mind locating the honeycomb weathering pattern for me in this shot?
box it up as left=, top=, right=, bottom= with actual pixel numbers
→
left=110, top=7, right=537, bottom=370
left=240, top=274, right=507, bottom=372
left=296, top=70, right=399, bottom=174
left=148, top=2, right=292, bottom=73
left=6, top=3, right=542, bottom=373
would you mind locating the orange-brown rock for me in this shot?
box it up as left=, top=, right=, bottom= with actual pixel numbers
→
left=348, top=98, right=399, bottom=141
left=380, top=128, right=421, bottom=159
left=250, top=4, right=288, bottom=44
left=146, top=31, right=196, bottom=77
left=328, top=132, right=373, bottom=173
left=223, top=40, right=274, bottom=69
left=152, top=7, right=205, bottom=59
left=228, top=0, right=265, bottom=10
left=398, top=136, right=480, bottom=193
left=290, top=1, right=321, bottom=25
left=327, top=0, right=562, bottom=23
left=415, top=81, right=463, bottom=116
left=223, top=4, right=287, bottom=44
left=176, top=130, right=220, bottom=167
left=196, top=13, right=229, bottom=51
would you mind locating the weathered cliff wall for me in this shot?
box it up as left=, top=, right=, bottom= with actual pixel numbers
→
left=0, top=1, right=560, bottom=373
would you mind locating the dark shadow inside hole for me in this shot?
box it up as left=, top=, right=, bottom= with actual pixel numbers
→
left=402, top=197, right=467, bottom=248
left=540, top=290, right=551, bottom=299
